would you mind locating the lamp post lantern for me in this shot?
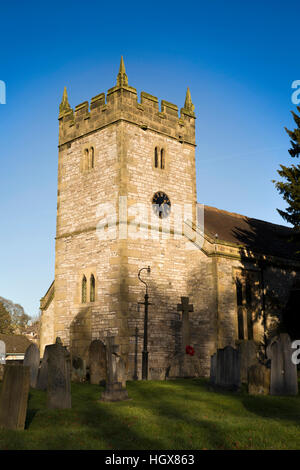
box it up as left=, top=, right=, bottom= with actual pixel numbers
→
left=138, top=266, right=151, bottom=380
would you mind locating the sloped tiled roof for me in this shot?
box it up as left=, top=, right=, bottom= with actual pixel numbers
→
left=0, top=334, right=33, bottom=354
left=200, top=205, right=300, bottom=261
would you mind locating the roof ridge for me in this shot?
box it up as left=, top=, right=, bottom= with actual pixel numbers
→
left=199, top=203, right=294, bottom=231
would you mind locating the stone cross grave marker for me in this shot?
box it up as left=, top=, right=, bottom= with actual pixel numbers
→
left=23, top=343, right=40, bottom=388
left=268, top=333, right=298, bottom=396
left=177, top=297, right=194, bottom=353
left=47, top=337, right=72, bottom=409
left=0, top=340, right=5, bottom=365
left=89, top=339, right=107, bottom=385
left=100, top=336, right=129, bottom=402
left=0, top=364, right=30, bottom=430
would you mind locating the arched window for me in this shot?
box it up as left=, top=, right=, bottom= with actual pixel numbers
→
left=236, top=278, right=243, bottom=306
left=89, top=147, right=94, bottom=170
left=246, top=279, right=254, bottom=340
left=161, top=148, right=165, bottom=169
left=90, top=274, right=95, bottom=302
left=154, top=147, right=158, bottom=168
left=84, top=148, right=89, bottom=171
left=82, top=275, right=87, bottom=303
left=236, top=279, right=244, bottom=340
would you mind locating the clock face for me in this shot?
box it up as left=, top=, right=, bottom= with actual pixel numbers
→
left=152, top=191, right=171, bottom=219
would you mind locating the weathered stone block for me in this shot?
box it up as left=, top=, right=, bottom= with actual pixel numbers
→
left=248, top=363, right=270, bottom=395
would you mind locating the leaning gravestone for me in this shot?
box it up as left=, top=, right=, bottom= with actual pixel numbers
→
left=0, top=365, right=30, bottom=430
left=47, top=338, right=71, bottom=409
left=71, top=356, right=86, bottom=383
left=215, top=346, right=241, bottom=390
left=268, top=333, right=298, bottom=396
left=23, top=343, right=40, bottom=388
left=238, top=340, right=258, bottom=383
left=36, top=346, right=50, bottom=391
left=89, top=339, right=107, bottom=385
left=100, top=336, right=129, bottom=402
left=248, top=363, right=270, bottom=395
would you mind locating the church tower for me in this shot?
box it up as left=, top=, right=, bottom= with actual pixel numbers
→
left=40, top=58, right=198, bottom=379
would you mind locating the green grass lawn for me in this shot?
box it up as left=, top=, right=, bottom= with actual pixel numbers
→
left=0, top=378, right=299, bottom=450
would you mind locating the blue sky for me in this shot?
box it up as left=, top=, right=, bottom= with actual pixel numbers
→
left=0, top=0, right=299, bottom=318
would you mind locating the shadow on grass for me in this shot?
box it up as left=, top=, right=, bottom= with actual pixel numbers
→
left=241, top=393, right=300, bottom=425
left=3, top=379, right=299, bottom=450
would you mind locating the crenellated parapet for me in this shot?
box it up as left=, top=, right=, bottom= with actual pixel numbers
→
left=58, top=57, right=196, bottom=147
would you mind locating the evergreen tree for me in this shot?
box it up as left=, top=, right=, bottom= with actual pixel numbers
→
left=0, top=301, right=14, bottom=334
left=273, top=106, right=300, bottom=236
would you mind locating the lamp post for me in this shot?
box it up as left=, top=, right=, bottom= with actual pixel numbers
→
left=138, top=266, right=151, bottom=380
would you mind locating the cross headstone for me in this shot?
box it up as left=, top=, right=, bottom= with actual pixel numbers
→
left=23, top=343, right=40, bottom=388
left=0, top=365, right=30, bottom=430
left=268, top=333, right=298, bottom=396
left=36, top=346, right=49, bottom=391
left=88, top=339, right=107, bottom=385
left=0, top=340, right=6, bottom=365
left=47, top=337, right=72, bottom=409
left=100, top=336, right=129, bottom=402
left=177, top=297, right=194, bottom=352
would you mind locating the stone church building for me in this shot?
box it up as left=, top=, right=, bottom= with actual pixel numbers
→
left=40, top=58, right=300, bottom=378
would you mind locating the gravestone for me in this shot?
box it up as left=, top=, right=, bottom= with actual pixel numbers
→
left=0, top=365, right=30, bottom=430
left=238, top=340, right=258, bottom=383
left=0, top=340, right=5, bottom=364
left=23, top=343, right=40, bottom=388
left=268, top=333, right=298, bottom=396
left=47, top=337, right=71, bottom=409
left=177, top=297, right=194, bottom=354
left=89, top=339, right=107, bottom=385
left=248, top=363, right=270, bottom=395
left=100, top=337, right=129, bottom=402
left=72, top=356, right=86, bottom=383
left=36, top=346, right=50, bottom=391
left=165, top=296, right=199, bottom=379
left=210, top=353, right=217, bottom=385
left=166, top=353, right=201, bottom=379
left=0, top=341, right=5, bottom=381
left=215, top=346, right=241, bottom=390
